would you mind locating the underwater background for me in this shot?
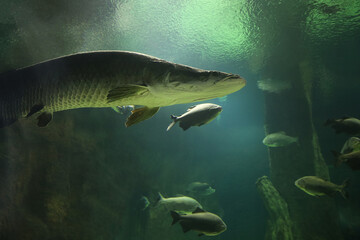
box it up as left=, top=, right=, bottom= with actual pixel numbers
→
left=0, top=0, right=359, bottom=239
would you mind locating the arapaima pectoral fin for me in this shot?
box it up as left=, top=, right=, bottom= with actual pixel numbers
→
left=107, top=85, right=149, bottom=103
left=26, top=104, right=45, bottom=118
left=37, top=112, right=53, bottom=127
left=179, top=122, right=191, bottom=131
left=166, top=115, right=178, bottom=131
left=125, top=106, right=160, bottom=127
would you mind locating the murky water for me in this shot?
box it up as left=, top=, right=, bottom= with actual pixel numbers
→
left=0, top=1, right=360, bottom=239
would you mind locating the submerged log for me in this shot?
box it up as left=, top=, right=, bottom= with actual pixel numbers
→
left=256, top=176, right=293, bottom=240
left=262, top=59, right=344, bottom=240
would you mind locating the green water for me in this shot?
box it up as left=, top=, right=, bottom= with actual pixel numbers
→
left=0, top=0, right=360, bottom=239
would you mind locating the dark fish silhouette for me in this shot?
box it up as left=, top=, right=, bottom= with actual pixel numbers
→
left=332, top=150, right=360, bottom=170
left=186, top=182, right=215, bottom=196
left=170, top=208, right=227, bottom=236
left=166, top=103, right=222, bottom=131
left=325, top=117, right=360, bottom=135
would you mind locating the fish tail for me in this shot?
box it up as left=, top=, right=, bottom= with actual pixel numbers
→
left=140, top=196, right=150, bottom=210
left=156, top=192, right=164, bottom=205
left=340, top=178, right=350, bottom=199
left=0, top=71, right=41, bottom=128
left=166, top=115, right=178, bottom=131
left=331, top=150, right=343, bottom=167
left=0, top=75, right=19, bottom=127
left=0, top=99, right=19, bottom=128
left=157, top=192, right=164, bottom=200
left=170, top=211, right=181, bottom=225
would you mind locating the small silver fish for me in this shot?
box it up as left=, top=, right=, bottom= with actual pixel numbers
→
left=156, top=192, right=202, bottom=213
left=166, top=103, right=222, bottom=131
left=186, top=182, right=215, bottom=196
left=262, top=131, right=298, bottom=147
left=170, top=208, right=227, bottom=236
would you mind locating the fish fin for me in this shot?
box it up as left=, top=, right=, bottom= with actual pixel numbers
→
left=107, top=85, right=149, bottom=103
left=156, top=192, right=165, bottom=204
left=166, top=115, right=178, bottom=131
left=125, top=106, right=160, bottom=127
left=140, top=196, right=150, bottom=210
left=198, top=233, right=205, bottom=237
left=300, top=188, right=318, bottom=197
left=179, top=222, right=191, bottom=233
left=37, top=112, right=53, bottom=127
left=192, top=207, right=205, bottom=214
left=198, top=122, right=205, bottom=127
left=179, top=122, right=191, bottom=131
left=26, top=104, right=44, bottom=118
left=340, top=178, right=350, bottom=199
left=340, top=190, right=349, bottom=199
left=170, top=211, right=181, bottom=225
left=186, top=105, right=196, bottom=112
left=111, top=106, right=121, bottom=113
left=331, top=150, right=343, bottom=167
left=158, top=192, right=164, bottom=199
